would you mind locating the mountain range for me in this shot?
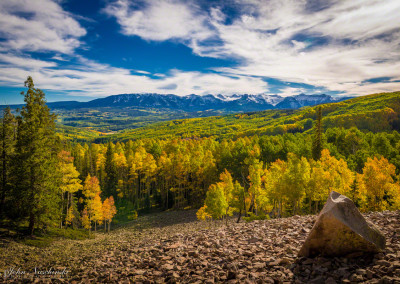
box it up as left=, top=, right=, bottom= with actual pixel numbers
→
left=25, top=93, right=351, bottom=112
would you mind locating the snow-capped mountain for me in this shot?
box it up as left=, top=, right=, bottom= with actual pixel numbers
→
left=21, top=93, right=351, bottom=112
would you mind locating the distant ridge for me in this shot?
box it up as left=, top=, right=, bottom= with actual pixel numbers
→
left=0, top=93, right=351, bottom=112
left=81, top=93, right=351, bottom=111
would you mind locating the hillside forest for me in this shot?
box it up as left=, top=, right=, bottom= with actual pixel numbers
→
left=0, top=77, right=400, bottom=234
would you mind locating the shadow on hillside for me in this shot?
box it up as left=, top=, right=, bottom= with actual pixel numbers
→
left=114, top=209, right=236, bottom=232
left=291, top=252, right=382, bottom=282
left=115, top=209, right=199, bottom=230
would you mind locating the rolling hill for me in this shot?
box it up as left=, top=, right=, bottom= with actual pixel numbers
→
left=93, top=92, right=400, bottom=142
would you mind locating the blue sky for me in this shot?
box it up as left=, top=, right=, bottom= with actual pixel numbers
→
left=0, top=0, right=399, bottom=104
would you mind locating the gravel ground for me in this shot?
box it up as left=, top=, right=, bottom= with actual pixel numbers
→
left=0, top=210, right=399, bottom=283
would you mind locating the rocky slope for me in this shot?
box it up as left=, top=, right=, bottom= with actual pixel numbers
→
left=0, top=210, right=399, bottom=283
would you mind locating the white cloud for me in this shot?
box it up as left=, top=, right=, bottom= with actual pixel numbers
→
left=104, top=0, right=213, bottom=42
left=0, top=54, right=268, bottom=97
left=0, top=0, right=86, bottom=54
left=278, top=87, right=307, bottom=97
left=104, top=0, right=400, bottom=96
left=202, top=0, right=400, bottom=96
left=0, top=53, right=57, bottom=69
left=1, top=0, right=400, bottom=99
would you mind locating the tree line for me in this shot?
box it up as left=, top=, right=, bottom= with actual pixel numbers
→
left=67, top=116, right=400, bottom=219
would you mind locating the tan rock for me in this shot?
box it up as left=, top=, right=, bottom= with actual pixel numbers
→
left=298, top=191, right=385, bottom=257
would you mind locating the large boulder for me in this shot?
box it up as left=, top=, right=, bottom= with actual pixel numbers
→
left=298, top=191, right=385, bottom=257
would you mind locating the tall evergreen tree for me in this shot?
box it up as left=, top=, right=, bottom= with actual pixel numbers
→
left=312, top=106, right=323, bottom=160
left=14, top=77, right=60, bottom=234
left=0, top=107, right=16, bottom=220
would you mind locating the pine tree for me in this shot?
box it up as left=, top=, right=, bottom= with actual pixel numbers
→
left=0, top=107, right=16, bottom=220
left=312, top=106, right=323, bottom=160
left=14, top=77, right=60, bottom=234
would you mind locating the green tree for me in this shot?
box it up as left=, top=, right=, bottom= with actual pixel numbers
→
left=200, top=183, right=228, bottom=220
left=282, top=153, right=310, bottom=215
left=13, top=77, right=60, bottom=234
left=312, top=106, right=323, bottom=160
left=0, top=107, right=16, bottom=220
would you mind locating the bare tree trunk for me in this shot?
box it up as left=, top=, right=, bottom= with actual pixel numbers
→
left=60, top=192, right=64, bottom=228
left=236, top=207, right=242, bottom=223
left=29, top=212, right=35, bottom=235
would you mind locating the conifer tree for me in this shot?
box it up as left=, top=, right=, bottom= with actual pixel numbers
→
left=312, top=106, right=323, bottom=160
left=14, top=77, right=60, bottom=234
left=0, top=107, right=16, bottom=219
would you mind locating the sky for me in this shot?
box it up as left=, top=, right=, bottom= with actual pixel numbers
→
left=0, top=0, right=399, bottom=104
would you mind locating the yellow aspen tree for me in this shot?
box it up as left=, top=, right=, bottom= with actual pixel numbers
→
left=282, top=153, right=310, bottom=215
left=82, top=175, right=102, bottom=231
left=358, top=157, right=400, bottom=211
left=65, top=206, right=74, bottom=227
left=203, top=183, right=228, bottom=220
left=219, top=169, right=234, bottom=208
left=81, top=207, right=91, bottom=231
left=58, top=150, right=82, bottom=228
left=102, top=197, right=111, bottom=232
left=307, top=149, right=354, bottom=214
left=107, top=196, right=117, bottom=232
left=248, top=160, right=265, bottom=216
left=307, top=161, right=326, bottom=213
left=90, top=194, right=103, bottom=232
left=318, top=149, right=354, bottom=197
left=258, top=167, right=273, bottom=214
left=196, top=205, right=212, bottom=221
left=265, top=159, right=287, bottom=217
left=82, top=174, right=101, bottom=199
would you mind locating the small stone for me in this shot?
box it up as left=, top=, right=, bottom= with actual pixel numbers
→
left=356, top=269, right=366, bottom=275
left=162, top=264, right=174, bottom=270
left=325, top=277, right=336, bottom=284
left=376, top=260, right=391, bottom=267
left=134, top=269, right=146, bottom=275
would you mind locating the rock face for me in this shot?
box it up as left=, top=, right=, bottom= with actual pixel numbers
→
left=298, top=191, right=385, bottom=257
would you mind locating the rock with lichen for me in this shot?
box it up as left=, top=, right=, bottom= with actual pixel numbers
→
left=298, top=191, right=385, bottom=257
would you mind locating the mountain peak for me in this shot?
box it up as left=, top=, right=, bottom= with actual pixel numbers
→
left=64, top=93, right=351, bottom=112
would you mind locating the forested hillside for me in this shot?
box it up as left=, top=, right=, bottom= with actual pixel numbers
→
left=0, top=78, right=399, bottom=236
left=99, top=92, right=400, bottom=142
